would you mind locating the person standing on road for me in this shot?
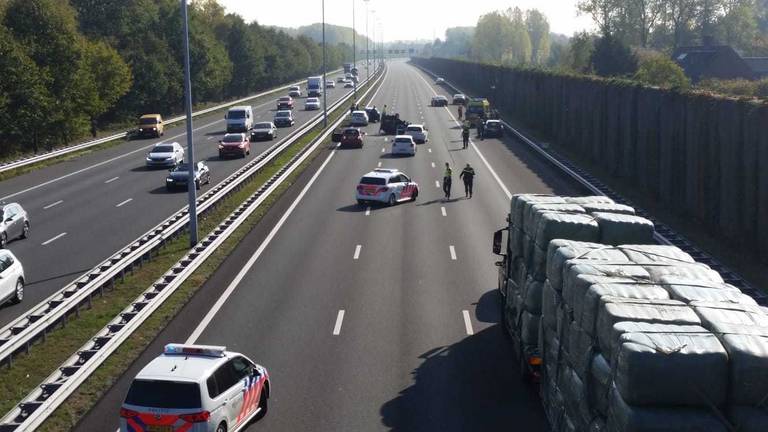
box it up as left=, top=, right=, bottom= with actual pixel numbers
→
left=477, top=119, right=485, bottom=140
left=443, top=163, right=453, bottom=200
left=350, top=102, right=356, bottom=116
left=458, top=105, right=463, bottom=121
left=461, top=124, right=470, bottom=149
left=460, top=163, right=476, bottom=198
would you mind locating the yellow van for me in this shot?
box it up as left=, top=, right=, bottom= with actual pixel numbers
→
left=137, top=114, right=164, bottom=138
left=466, top=98, right=490, bottom=123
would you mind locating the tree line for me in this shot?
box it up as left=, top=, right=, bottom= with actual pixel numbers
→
left=0, top=0, right=354, bottom=156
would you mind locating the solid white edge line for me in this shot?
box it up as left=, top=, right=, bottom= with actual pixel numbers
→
left=450, top=245, right=457, bottom=260
left=377, top=162, right=382, bottom=167
left=104, top=176, right=119, bottom=184
left=441, top=206, right=447, bottom=217
left=428, top=148, right=432, bottom=153
left=435, top=180, right=440, bottom=188
left=365, top=207, right=371, bottom=216
left=41, top=232, right=67, bottom=246
left=462, top=310, right=474, bottom=335
left=353, top=245, right=362, bottom=260
left=43, top=200, right=63, bottom=210
left=431, top=162, right=435, bottom=168
left=116, top=198, right=133, bottom=208
left=333, top=310, right=345, bottom=335
left=186, top=66, right=388, bottom=343
left=412, top=70, right=513, bottom=200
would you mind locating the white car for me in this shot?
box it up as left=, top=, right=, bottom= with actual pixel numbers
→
left=356, top=168, right=419, bottom=206
left=337, top=76, right=346, bottom=83
left=350, top=110, right=369, bottom=126
left=0, top=250, right=24, bottom=305
left=391, top=135, right=417, bottom=156
left=344, top=80, right=354, bottom=88
left=120, top=344, right=270, bottom=432
left=326, top=80, right=335, bottom=88
left=436, top=77, right=445, bottom=84
left=404, top=124, right=428, bottom=143
left=305, top=97, right=321, bottom=110
left=146, top=142, right=184, bottom=167
left=288, top=85, right=301, bottom=97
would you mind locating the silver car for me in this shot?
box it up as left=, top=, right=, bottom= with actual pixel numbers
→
left=0, top=203, right=29, bottom=248
left=0, top=250, right=24, bottom=304
left=145, top=142, right=184, bottom=168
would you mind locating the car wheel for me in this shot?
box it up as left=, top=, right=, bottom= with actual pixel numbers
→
left=195, top=180, right=201, bottom=190
left=0, top=233, right=7, bottom=249
left=388, top=194, right=396, bottom=207
left=166, top=185, right=172, bottom=192
left=21, top=221, right=29, bottom=239
left=412, top=189, right=419, bottom=201
left=357, top=199, right=365, bottom=206
left=254, top=388, right=269, bottom=421
left=11, top=279, right=23, bottom=304
left=215, top=422, right=227, bottom=432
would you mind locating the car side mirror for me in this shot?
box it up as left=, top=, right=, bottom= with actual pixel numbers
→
left=224, top=114, right=228, bottom=119
left=492, top=229, right=505, bottom=255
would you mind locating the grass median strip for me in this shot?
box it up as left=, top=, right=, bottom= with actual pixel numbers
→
left=0, top=77, right=381, bottom=431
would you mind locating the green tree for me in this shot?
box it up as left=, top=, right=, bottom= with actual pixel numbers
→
left=634, top=51, right=690, bottom=87
left=506, top=7, right=532, bottom=64
left=471, top=11, right=514, bottom=63
left=567, top=31, right=595, bottom=73
left=591, top=33, right=638, bottom=76
left=717, top=0, right=758, bottom=51
left=526, top=10, right=551, bottom=64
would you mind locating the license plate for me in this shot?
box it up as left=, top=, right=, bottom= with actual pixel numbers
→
left=147, top=426, right=173, bottom=432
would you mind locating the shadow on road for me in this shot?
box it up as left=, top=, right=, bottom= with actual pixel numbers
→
left=26, top=268, right=93, bottom=286
left=379, top=324, right=547, bottom=431
left=336, top=204, right=367, bottom=213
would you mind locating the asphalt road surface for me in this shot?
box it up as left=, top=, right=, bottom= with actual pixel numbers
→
left=0, top=71, right=356, bottom=328
left=76, top=60, right=584, bottom=431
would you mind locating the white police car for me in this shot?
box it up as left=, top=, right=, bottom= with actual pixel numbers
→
left=356, top=168, right=419, bottom=206
left=120, top=344, right=270, bottom=432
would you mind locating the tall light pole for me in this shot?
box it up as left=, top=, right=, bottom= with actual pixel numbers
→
left=364, top=0, right=370, bottom=82
left=371, top=10, right=375, bottom=72
left=352, top=0, right=357, bottom=99
left=322, top=0, right=327, bottom=127
left=181, top=0, right=198, bottom=247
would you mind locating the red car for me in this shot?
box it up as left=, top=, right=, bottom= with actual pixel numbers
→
left=219, top=133, right=251, bottom=158
left=340, top=127, right=363, bottom=148
left=277, top=96, right=294, bottom=110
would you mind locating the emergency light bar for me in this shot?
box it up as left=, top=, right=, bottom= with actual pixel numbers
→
left=164, top=343, right=226, bottom=357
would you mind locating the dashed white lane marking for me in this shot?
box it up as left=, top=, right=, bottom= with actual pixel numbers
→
left=463, top=310, right=474, bottom=335
left=333, top=310, right=345, bottom=335
left=354, top=245, right=362, bottom=260
left=441, top=206, right=447, bottom=217
left=116, top=198, right=133, bottom=207
left=450, top=245, right=457, bottom=260
left=377, top=162, right=382, bottom=167
left=431, top=162, right=436, bottom=168
left=365, top=207, right=371, bottom=216
left=43, top=200, right=63, bottom=210
left=42, top=232, right=67, bottom=246
left=435, top=180, right=440, bottom=188
left=381, top=147, right=385, bottom=153
left=105, top=176, right=119, bottom=184
left=428, top=148, right=432, bottom=153
left=207, top=136, right=214, bottom=140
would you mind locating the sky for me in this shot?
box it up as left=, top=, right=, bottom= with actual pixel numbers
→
left=217, top=0, right=595, bottom=42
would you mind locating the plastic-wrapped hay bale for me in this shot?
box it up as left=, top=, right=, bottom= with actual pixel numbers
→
left=614, top=331, right=728, bottom=406
left=720, top=330, right=768, bottom=405
left=568, top=320, right=593, bottom=379
left=594, top=212, right=655, bottom=245
left=546, top=376, right=567, bottom=432
left=542, top=280, right=562, bottom=331
left=645, top=262, right=724, bottom=284
left=659, top=275, right=741, bottom=291
left=520, top=310, right=541, bottom=346
left=666, top=284, right=757, bottom=306
left=542, top=327, right=562, bottom=385
left=728, top=406, right=768, bottom=432
left=562, top=262, right=650, bottom=310
left=529, top=213, right=600, bottom=271
left=589, top=353, right=612, bottom=416
left=603, top=322, right=709, bottom=366
left=511, top=194, right=565, bottom=257
left=692, top=301, right=768, bottom=334
left=512, top=257, right=527, bottom=295
left=578, top=282, right=670, bottom=337
left=509, top=226, right=524, bottom=258
left=557, top=307, right=572, bottom=356
left=565, top=196, right=615, bottom=205
left=619, top=245, right=695, bottom=265
left=567, top=275, right=650, bottom=321
left=546, top=241, right=627, bottom=291
left=606, top=386, right=728, bottom=432
left=595, top=298, right=701, bottom=354
left=583, top=202, right=636, bottom=215
left=526, top=203, right=586, bottom=235
left=560, top=365, right=592, bottom=429
left=521, top=276, right=544, bottom=314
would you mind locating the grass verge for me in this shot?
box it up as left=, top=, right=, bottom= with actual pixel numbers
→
left=0, top=75, right=381, bottom=431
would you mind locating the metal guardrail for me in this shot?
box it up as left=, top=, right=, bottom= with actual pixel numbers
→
left=0, top=65, right=386, bottom=432
left=0, top=68, right=346, bottom=174
left=0, top=69, right=374, bottom=371
left=414, top=63, right=766, bottom=305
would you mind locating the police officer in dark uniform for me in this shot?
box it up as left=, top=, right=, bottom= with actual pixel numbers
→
left=459, top=163, right=476, bottom=198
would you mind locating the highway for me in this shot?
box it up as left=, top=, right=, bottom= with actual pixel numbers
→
left=76, top=60, right=584, bottom=431
left=0, top=71, right=355, bottom=328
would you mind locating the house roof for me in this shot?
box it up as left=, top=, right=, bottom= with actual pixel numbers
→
left=672, top=45, right=756, bottom=81
left=743, top=58, right=768, bottom=76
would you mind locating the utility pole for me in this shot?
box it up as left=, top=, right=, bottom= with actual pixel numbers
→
left=181, top=0, right=198, bottom=247
left=364, top=0, right=370, bottom=82
left=322, top=0, right=327, bottom=127
left=352, top=0, right=356, bottom=99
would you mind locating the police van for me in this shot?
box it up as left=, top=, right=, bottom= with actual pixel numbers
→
left=120, top=344, right=270, bottom=432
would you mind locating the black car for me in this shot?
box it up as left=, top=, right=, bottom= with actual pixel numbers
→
left=166, top=162, right=211, bottom=191
left=431, top=96, right=448, bottom=107
left=273, top=110, right=294, bottom=127
left=250, top=122, right=278, bottom=141
left=483, top=120, right=504, bottom=138
left=365, top=107, right=380, bottom=123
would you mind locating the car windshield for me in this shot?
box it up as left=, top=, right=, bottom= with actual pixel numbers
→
left=290, top=86, right=299, bottom=90
left=173, top=163, right=190, bottom=172
left=125, top=380, right=201, bottom=409
left=344, top=129, right=359, bottom=136
left=279, top=97, right=291, bottom=101
left=307, top=99, right=318, bottom=103
left=152, top=145, right=174, bottom=153
left=140, top=118, right=158, bottom=125
left=228, top=110, right=246, bottom=119
left=406, top=126, right=422, bottom=132
left=395, top=138, right=412, bottom=143
left=223, top=135, right=243, bottom=142
left=360, top=177, right=386, bottom=185
left=276, top=112, right=290, bottom=118
left=254, top=123, right=272, bottom=129
left=487, top=122, right=500, bottom=128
